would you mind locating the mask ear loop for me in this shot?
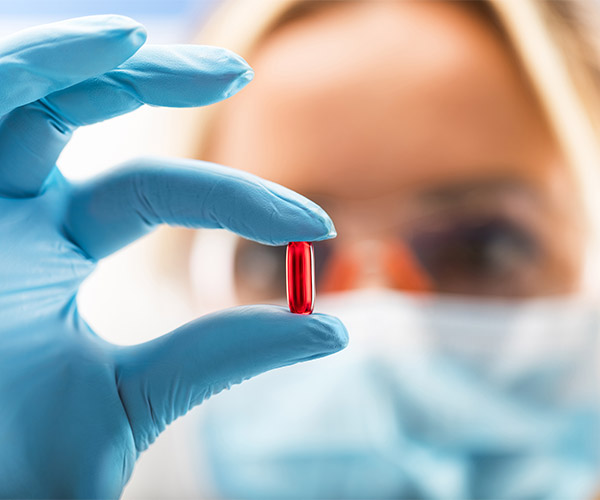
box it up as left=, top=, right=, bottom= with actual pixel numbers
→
left=189, top=229, right=239, bottom=314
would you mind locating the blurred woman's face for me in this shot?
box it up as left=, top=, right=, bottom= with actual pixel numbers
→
left=205, top=0, right=585, bottom=302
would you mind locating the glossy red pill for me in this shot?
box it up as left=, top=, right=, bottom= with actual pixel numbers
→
left=286, top=241, right=315, bottom=314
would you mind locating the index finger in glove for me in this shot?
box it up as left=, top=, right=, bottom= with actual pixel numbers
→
left=64, top=158, right=337, bottom=260
left=0, top=15, right=146, bottom=115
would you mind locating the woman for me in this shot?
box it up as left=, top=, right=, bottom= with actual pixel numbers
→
left=123, top=0, right=600, bottom=497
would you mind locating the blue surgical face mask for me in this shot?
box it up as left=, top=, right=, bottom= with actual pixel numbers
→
left=197, top=289, right=600, bottom=500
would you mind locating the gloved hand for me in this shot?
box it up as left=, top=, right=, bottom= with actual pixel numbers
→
left=0, top=16, right=348, bottom=499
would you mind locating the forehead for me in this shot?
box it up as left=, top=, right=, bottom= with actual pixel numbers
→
left=209, top=0, right=561, bottom=199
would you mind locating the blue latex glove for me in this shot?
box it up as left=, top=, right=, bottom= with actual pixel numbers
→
left=0, top=16, right=348, bottom=499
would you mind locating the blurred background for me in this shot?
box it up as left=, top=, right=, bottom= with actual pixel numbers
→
left=3, top=0, right=600, bottom=498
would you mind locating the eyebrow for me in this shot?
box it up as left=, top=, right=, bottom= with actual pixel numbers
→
left=303, top=176, right=541, bottom=209
left=417, top=177, right=542, bottom=205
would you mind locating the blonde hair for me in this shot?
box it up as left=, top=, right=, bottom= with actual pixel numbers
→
left=165, top=0, right=600, bottom=286
left=183, top=1, right=600, bottom=150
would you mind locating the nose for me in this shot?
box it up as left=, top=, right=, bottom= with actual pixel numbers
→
left=318, top=238, right=433, bottom=293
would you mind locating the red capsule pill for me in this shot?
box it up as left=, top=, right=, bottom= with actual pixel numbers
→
left=286, top=241, right=315, bottom=314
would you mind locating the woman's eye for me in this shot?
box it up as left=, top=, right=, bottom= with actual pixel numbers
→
left=233, top=217, right=543, bottom=300
left=407, top=216, right=541, bottom=296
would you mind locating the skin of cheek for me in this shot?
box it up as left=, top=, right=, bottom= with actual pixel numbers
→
left=204, top=0, right=586, bottom=295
